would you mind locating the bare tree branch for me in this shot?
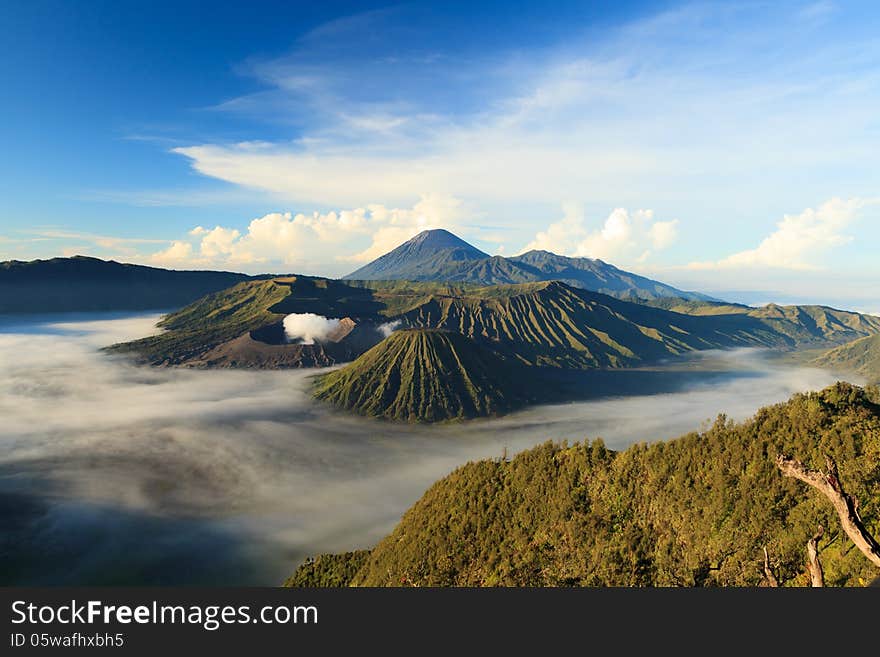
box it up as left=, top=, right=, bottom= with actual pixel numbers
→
left=806, top=526, right=824, bottom=587
left=763, top=546, right=779, bottom=587
left=776, top=454, right=880, bottom=569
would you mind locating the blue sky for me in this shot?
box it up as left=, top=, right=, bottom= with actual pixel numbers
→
left=1, top=0, right=878, bottom=309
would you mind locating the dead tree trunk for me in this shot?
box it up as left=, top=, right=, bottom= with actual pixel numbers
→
left=776, top=454, right=880, bottom=569
left=806, top=526, right=824, bottom=587
left=763, top=546, right=779, bottom=587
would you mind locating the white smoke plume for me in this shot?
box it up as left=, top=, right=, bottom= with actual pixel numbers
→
left=377, top=320, right=402, bottom=337
left=283, top=313, right=342, bottom=344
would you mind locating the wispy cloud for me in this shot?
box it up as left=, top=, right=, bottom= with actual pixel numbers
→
left=26, top=229, right=167, bottom=246
left=170, top=1, right=880, bottom=217
left=78, top=187, right=261, bottom=208
left=3, top=229, right=169, bottom=262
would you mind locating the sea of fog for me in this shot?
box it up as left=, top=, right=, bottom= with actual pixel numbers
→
left=0, top=313, right=850, bottom=585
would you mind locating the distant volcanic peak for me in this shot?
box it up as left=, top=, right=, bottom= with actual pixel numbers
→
left=342, top=229, right=711, bottom=301
left=343, top=229, right=489, bottom=281
left=405, top=229, right=487, bottom=253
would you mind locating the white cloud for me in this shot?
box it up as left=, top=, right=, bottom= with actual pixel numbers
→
left=522, top=205, right=679, bottom=263
left=146, top=194, right=471, bottom=272
left=524, top=202, right=588, bottom=253
left=150, top=241, right=194, bottom=266
left=191, top=226, right=241, bottom=258
left=649, top=220, right=679, bottom=250
left=282, top=313, right=342, bottom=344
left=688, top=198, right=864, bottom=270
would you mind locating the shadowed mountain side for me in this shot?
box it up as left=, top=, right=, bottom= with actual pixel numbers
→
left=813, top=334, right=880, bottom=384
left=313, top=329, right=538, bottom=422
left=0, top=255, right=254, bottom=314
left=289, top=382, right=880, bottom=587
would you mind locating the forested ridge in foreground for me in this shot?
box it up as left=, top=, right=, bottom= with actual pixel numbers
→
left=287, top=382, right=880, bottom=587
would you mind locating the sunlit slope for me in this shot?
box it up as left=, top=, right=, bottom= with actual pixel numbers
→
left=109, top=277, right=880, bottom=368
left=291, top=383, right=880, bottom=587
left=106, top=278, right=293, bottom=364
left=814, top=334, right=880, bottom=383
left=314, top=329, right=535, bottom=422
left=105, top=277, right=485, bottom=364
left=397, top=281, right=805, bottom=368
left=747, top=304, right=880, bottom=344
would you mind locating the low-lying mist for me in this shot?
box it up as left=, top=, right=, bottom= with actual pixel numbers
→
left=0, top=313, right=851, bottom=585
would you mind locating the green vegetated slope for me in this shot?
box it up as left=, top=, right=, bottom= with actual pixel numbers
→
left=285, top=551, right=371, bottom=587
left=0, top=255, right=252, bottom=313
left=636, top=296, right=753, bottom=315
left=289, top=383, right=880, bottom=587
left=395, top=281, right=880, bottom=368
left=747, top=304, right=880, bottom=344
left=110, top=275, right=880, bottom=374
left=106, top=278, right=294, bottom=364
left=814, top=334, right=880, bottom=384
left=314, top=329, right=536, bottom=422
left=105, top=276, right=403, bottom=364
left=644, top=297, right=880, bottom=339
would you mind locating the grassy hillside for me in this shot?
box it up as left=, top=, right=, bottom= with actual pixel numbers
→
left=106, top=278, right=293, bottom=364
left=0, top=255, right=251, bottom=314
left=746, top=304, right=880, bottom=344
left=288, top=383, right=880, bottom=587
left=285, top=551, right=371, bottom=587
left=106, top=276, right=396, bottom=364
left=393, top=281, right=877, bottom=368
left=314, top=329, right=536, bottom=422
left=110, top=277, right=880, bottom=372
left=814, top=334, right=880, bottom=383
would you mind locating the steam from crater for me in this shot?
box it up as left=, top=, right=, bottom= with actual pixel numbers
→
left=283, top=313, right=342, bottom=344
left=377, top=319, right=402, bottom=337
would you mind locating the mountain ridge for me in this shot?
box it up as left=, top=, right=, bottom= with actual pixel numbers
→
left=343, top=229, right=712, bottom=301
left=0, top=255, right=255, bottom=313
left=108, top=276, right=880, bottom=376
